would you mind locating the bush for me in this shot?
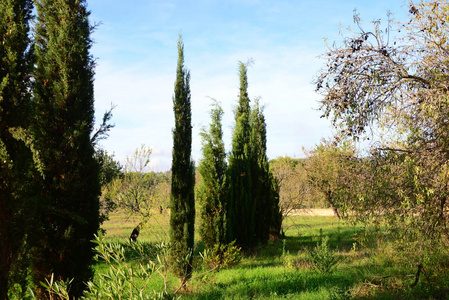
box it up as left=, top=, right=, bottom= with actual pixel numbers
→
left=200, top=241, right=242, bottom=270
left=37, top=234, right=179, bottom=300
left=308, top=236, right=340, bottom=274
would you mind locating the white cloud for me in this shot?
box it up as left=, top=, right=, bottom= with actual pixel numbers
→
left=90, top=0, right=408, bottom=170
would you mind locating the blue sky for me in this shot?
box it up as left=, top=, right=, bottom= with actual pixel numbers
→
left=88, top=0, right=409, bottom=171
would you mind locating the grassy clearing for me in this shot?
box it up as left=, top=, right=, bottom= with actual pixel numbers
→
left=102, top=210, right=171, bottom=242
left=98, top=211, right=449, bottom=299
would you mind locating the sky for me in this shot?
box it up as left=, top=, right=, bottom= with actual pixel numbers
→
left=87, top=0, right=409, bottom=171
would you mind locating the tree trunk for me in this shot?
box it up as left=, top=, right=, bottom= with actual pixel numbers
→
left=326, top=191, right=341, bottom=219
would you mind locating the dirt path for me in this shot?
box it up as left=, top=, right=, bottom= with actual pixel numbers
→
left=288, top=208, right=335, bottom=216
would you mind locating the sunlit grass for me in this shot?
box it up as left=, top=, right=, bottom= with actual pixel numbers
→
left=101, top=209, right=171, bottom=242
left=96, top=211, right=449, bottom=299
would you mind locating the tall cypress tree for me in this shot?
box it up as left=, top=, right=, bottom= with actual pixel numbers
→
left=227, top=62, right=256, bottom=249
left=198, top=101, right=227, bottom=250
left=32, top=0, right=100, bottom=297
left=250, top=101, right=269, bottom=245
left=228, top=63, right=282, bottom=250
left=250, top=101, right=282, bottom=243
left=170, top=36, right=195, bottom=284
left=0, top=0, right=34, bottom=297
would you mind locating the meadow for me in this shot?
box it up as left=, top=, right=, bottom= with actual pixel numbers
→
left=97, top=210, right=449, bottom=299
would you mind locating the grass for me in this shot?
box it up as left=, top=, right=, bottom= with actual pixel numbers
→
left=102, top=210, right=171, bottom=242
left=98, top=210, right=449, bottom=299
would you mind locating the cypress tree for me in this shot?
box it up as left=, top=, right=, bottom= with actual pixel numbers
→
left=0, top=0, right=34, bottom=297
left=250, top=102, right=282, bottom=243
left=198, top=101, right=227, bottom=250
left=227, top=63, right=282, bottom=250
left=32, top=0, right=100, bottom=297
left=170, top=36, right=195, bottom=284
left=227, top=62, right=256, bottom=249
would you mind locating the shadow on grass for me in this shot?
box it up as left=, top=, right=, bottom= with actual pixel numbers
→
left=191, top=270, right=356, bottom=300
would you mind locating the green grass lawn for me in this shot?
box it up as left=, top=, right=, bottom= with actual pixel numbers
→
left=98, top=211, right=449, bottom=299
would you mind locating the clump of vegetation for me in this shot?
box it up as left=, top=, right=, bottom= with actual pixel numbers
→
left=200, top=241, right=242, bottom=270
left=280, top=239, right=311, bottom=270
left=38, top=234, right=179, bottom=300
left=308, top=236, right=340, bottom=274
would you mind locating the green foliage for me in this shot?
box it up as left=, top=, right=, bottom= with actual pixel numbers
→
left=170, top=36, right=195, bottom=283
left=304, top=139, right=359, bottom=219
left=105, top=145, right=157, bottom=229
left=227, top=62, right=253, bottom=249
left=0, top=0, right=34, bottom=297
left=198, top=100, right=228, bottom=251
left=31, top=0, right=100, bottom=297
left=97, top=212, right=449, bottom=299
left=84, top=235, right=160, bottom=299
left=95, top=149, right=122, bottom=227
left=227, top=63, right=282, bottom=250
left=315, top=0, right=449, bottom=248
left=308, top=236, right=340, bottom=274
left=40, top=274, right=72, bottom=300
left=280, top=239, right=312, bottom=271
left=252, top=101, right=282, bottom=241
left=37, top=234, right=181, bottom=300
left=200, top=241, right=242, bottom=270
left=96, top=149, right=122, bottom=187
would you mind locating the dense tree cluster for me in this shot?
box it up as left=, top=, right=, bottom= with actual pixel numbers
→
left=198, top=62, right=281, bottom=253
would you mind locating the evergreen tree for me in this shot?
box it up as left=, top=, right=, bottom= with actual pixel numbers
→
left=198, top=101, right=227, bottom=250
left=250, top=102, right=282, bottom=242
left=32, top=0, right=100, bottom=297
left=250, top=102, right=269, bottom=245
left=227, top=62, right=256, bottom=249
left=170, top=36, right=195, bottom=284
left=0, top=0, right=34, bottom=297
left=269, top=175, right=282, bottom=238
left=227, top=63, right=282, bottom=250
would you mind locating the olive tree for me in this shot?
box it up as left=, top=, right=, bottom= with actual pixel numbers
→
left=105, top=145, right=157, bottom=238
left=303, top=139, right=359, bottom=219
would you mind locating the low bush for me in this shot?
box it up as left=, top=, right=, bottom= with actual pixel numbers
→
left=200, top=241, right=242, bottom=270
left=308, top=235, right=340, bottom=274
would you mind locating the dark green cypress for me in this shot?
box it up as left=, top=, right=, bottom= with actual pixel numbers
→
left=198, top=101, right=227, bottom=250
left=0, top=0, right=34, bottom=297
left=170, top=36, right=195, bottom=284
left=228, top=63, right=281, bottom=250
left=250, top=102, right=281, bottom=243
left=32, top=0, right=100, bottom=297
left=227, top=62, right=256, bottom=249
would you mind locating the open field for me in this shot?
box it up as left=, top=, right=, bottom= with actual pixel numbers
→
left=98, top=210, right=449, bottom=299
left=289, top=208, right=335, bottom=216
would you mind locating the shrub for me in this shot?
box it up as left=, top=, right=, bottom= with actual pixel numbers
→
left=36, top=234, right=180, bottom=299
left=200, top=241, right=242, bottom=270
left=308, top=236, right=340, bottom=274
